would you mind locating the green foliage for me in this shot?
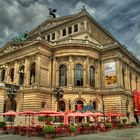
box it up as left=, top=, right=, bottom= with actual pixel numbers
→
left=38, top=116, right=46, bottom=122
left=131, top=122, right=137, bottom=126
left=82, top=122, right=89, bottom=127
left=46, top=116, right=53, bottom=122
left=59, top=123, right=64, bottom=127
left=69, top=125, right=77, bottom=132
left=118, top=123, right=125, bottom=128
left=105, top=123, right=112, bottom=128
left=122, top=119, right=127, bottom=124
left=43, top=125, right=55, bottom=134
left=0, top=122, right=6, bottom=128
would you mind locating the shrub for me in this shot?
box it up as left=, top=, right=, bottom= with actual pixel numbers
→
left=83, top=122, right=89, bottom=127
left=69, top=125, right=77, bottom=132
left=46, top=116, right=53, bottom=123
left=105, top=123, right=112, bottom=129
left=131, top=122, right=137, bottom=126
left=38, top=116, right=46, bottom=122
left=122, top=119, right=127, bottom=124
left=59, top=123, right=64, bottom=127
left=118, top=123, right=124, bottom=128
left=43, top=125, right=55, bottom=134
left=0, top=122, right=6, bottom=128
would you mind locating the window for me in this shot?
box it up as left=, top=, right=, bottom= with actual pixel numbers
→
left=90, top=66, right=95, bottom=87
left=92, top=101, right=97, bottom=110
left=1, top=69, right=5, bottom=81
left=59, top=100, right=66, bottom=112
left=19, top=66, right=24, bottom=85
left=68, top=26, right=72, bottom=34
left=10, top=68, right=14, bottom=82
left=129, top=73, right=132, bottom=91
left=30, top=63, right=36, bottom=85
left=74, top=64, right=83, bottom=86
left=59, top=64, right=67, bottom=86
left=74, top=24, right=78, bottom=32
left=52, top=32, right=55, bottom=40
left=47, top=35, right=50, bottom=41
left=62, top=28, right=66, bottom=36
left=122, top=68, right=125, bottom=89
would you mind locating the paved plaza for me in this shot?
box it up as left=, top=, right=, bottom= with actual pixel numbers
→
left=1, top=127, right=140, bottom=140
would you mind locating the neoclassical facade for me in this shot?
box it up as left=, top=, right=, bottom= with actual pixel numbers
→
left=0, top=8, right=140, bottom=122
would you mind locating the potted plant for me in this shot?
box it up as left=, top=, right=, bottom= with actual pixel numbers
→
left=122, top=119, right=127, bottom=124
left=105, top=123, right=112, bottom=131
left=43, top=125, right=55, bottom=140
left=118, top=123, right=124, bottom=129
left=131, top=122, right=137, bottom=127
left=69, top=125, right=77, bottom=136
left=0, top=122, right=6, bottom=132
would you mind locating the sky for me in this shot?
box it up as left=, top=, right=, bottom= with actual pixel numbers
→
left=0, top=0, right=140, bottom=59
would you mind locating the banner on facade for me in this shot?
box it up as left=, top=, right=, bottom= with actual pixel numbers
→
left=133, top=90, right=140, bottom=114
left=104, top=62, right=117, bottom=86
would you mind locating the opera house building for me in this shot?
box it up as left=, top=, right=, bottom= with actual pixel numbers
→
left=0, top=8, right=140, bottom=122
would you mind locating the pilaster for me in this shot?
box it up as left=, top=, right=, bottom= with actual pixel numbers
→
left=68, top=56, right=72, bottom=87
left=24, top=57, right=30, bottom=87
left=52, top=57, right=56, bottom=87
left=14, top=60, right=19, bottom=85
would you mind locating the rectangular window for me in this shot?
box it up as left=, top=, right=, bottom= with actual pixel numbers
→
left=47, top=35, right=50, bottom=41
left=68, top=26, right=72, bottom=34
left=52, top=32, right=55, bottom=40
left=62, top=28, right=66, bottom=36
left=74, top=24, right=78, bottom=32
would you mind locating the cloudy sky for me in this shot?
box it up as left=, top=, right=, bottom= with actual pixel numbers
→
left=0, top=0, right=140, bottom=59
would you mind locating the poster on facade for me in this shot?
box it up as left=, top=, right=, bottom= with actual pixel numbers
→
left=104, top=62, right=117, bottom=85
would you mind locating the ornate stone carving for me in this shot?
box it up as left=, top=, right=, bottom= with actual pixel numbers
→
left=72, top=56, right=86, bottom=62
left=57, top=57, right=69, bottom=63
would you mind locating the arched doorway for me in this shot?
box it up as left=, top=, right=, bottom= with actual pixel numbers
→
left=92, top=101, right=98, bottom=111
left=59, top=100, right=66, bottom=112
left=75, top=99, right=84, bottom=111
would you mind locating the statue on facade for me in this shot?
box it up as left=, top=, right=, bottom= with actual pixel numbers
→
left=31, top=75, right=35, bottom=85
left=49, top=8, right=57, bottom=18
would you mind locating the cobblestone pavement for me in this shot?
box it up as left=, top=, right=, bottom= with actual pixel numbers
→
left=1, top=127, right=140, bottom=140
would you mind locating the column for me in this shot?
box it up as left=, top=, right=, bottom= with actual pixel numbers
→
left=68, top=56, right=72, bottom=87
left=125, top=66, right=130, bottom=90
left=83, top=59, right=86, bottom=87
left=5, top=63, right=10, bottom=83
left=24, top=57, right=30, bottom=87
left=52, top=57, right=56, bottom=87
left=85, top=57, right=89, bottom=87
left=84, top=20, right=87, bottom=31
left=35, top=54, right=41, bottom=86
left=14, top=60, right=19, bottom=85
left=55, top=59, right=59, bottom=87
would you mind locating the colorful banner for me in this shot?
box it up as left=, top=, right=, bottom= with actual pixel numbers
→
left=133, top=90, right=140, bottom=114
left=104, top=62, right=117, bottom=86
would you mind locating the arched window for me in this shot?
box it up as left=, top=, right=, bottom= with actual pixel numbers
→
left=19, top=66, right=24, bottom=85
left=1, top=69, right=6, bottom=81
left=10, top=68, right=14, bottom=82
left=30, top=63, right=36, bottom=85
left=59, top=100, right=66, bottom=112
left=129, top=73, right=132, bottom=91
left=92, top=101, right=98, bottom=110
left=59, top=64, right=67, bottom=86
left=90, top=66, right=95, bottom=87
left=122, top=68, right=125, bottom=89
left=75, top=100, right=84, bottom=111
left=74, top=64, right=83, bottom=86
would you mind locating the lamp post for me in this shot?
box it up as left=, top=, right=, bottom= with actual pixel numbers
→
left=7, top=85, right=19, bottom=110
left=53, top=87, right=64, bottom=112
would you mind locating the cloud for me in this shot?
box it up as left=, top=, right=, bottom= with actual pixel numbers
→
left=0, top=0, right=139, bottom=60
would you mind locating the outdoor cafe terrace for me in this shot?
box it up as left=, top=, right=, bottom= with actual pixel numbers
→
left=0, top=109, right=138, bottom=139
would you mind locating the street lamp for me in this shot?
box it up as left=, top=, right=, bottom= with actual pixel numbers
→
left=7, top=85, right=19, bottom=110
left=53, top=87, right=64, bottom=112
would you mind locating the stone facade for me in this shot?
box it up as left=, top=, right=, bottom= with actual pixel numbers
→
left=0, top=9, right=140, bottom=122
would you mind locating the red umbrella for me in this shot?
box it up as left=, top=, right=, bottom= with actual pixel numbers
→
left=67, top=112, right=83, bottom=117
left=19, top=110, right=36, bottom=126
left=0, top=110, right=18, bottom=116
left=91, top=112, right=103, bottom=117
left=36, top=109, right=62, bottom=115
